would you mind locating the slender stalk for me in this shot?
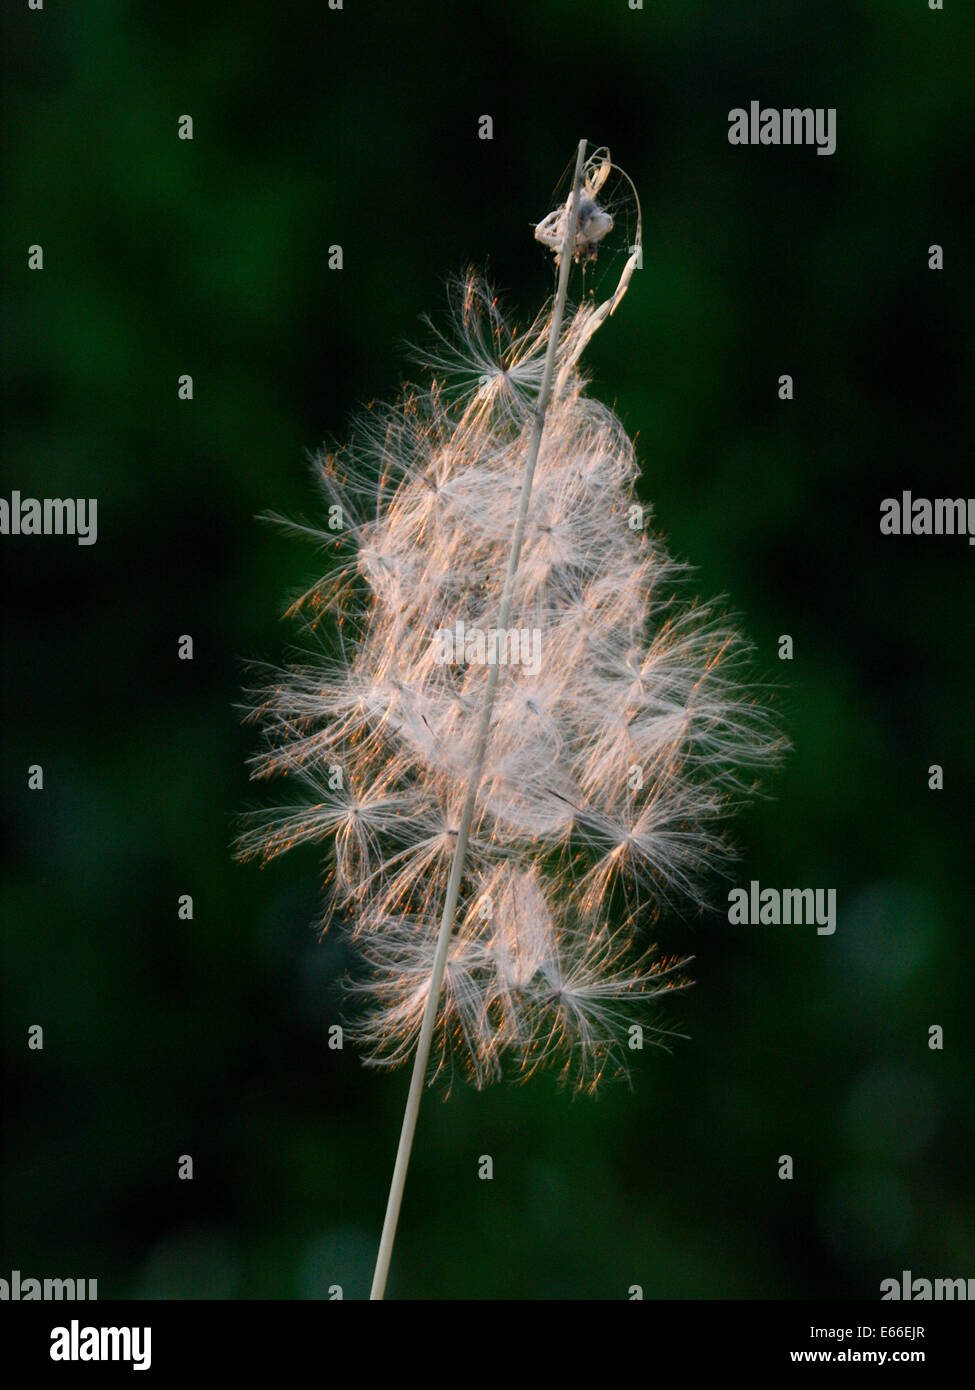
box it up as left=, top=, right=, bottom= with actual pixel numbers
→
left=369, top=138, right=589, bottom=1300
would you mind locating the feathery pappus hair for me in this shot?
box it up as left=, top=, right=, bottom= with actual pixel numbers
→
left=237, top=146, right=787, bottom=1097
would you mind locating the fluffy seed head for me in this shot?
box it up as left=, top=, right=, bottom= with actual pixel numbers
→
left=239, top=155, right=786, bottom=1093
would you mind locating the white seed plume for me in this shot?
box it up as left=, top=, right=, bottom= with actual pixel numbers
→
left=239, top=148, right=785, bottom=1100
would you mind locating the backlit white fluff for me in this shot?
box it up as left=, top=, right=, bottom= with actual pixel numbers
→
left=239, top=162, right=786, bottom=1094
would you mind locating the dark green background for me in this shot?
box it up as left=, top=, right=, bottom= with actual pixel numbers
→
left=3, top=1, right=973, bottom=1299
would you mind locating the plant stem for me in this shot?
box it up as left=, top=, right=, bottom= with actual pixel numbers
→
left=369, top=138, right=589, bottom=1301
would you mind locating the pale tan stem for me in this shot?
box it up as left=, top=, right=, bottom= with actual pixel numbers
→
left=369, top=138, right=589, bottom=1301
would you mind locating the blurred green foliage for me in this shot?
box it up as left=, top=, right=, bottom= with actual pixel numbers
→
left=2, top=0, right=973, bottom=1299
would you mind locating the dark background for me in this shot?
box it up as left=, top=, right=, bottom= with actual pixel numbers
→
left=2, top=1, right=973, bottom=1300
